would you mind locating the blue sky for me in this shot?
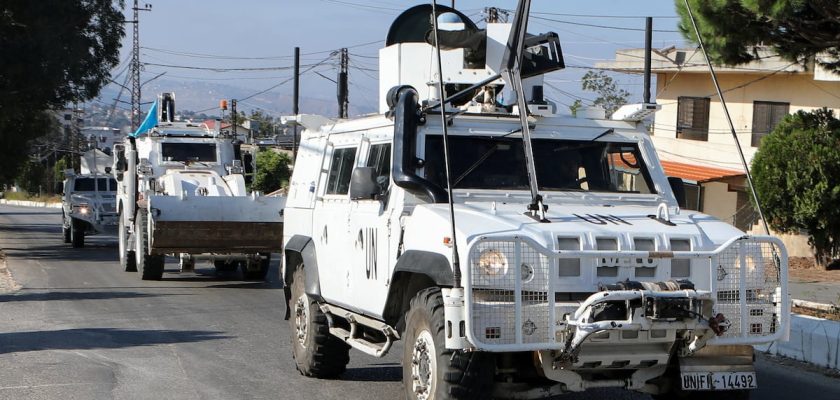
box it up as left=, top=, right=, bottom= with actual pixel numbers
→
left=109, top=0, right=689, bottom=116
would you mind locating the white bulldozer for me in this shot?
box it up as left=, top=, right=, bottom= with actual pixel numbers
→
left=113, top=93, right=285, bottom=280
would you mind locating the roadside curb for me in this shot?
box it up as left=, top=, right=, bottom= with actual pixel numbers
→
left=756, top=299, right=840, bottom=371
left=0, top=199, right=62, bottom=209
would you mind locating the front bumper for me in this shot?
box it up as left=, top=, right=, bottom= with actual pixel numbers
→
left=454, top=235, right=789, bottom=355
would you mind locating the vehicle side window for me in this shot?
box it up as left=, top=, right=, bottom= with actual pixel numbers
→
left=325, top=147, right=357, bottom=195
left=366, top=144, right=391, bottom=195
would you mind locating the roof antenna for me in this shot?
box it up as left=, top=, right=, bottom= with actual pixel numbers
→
left=682, top=0, right=771, bottom=236
left=501, top=0, right=547, bottom=222
left=431, top=0, right=462, bottom=288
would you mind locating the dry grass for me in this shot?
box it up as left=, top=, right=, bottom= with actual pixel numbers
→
left=2, top=192, right=61, bottom=203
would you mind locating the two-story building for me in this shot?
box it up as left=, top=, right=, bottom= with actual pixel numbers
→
left=597, top=49, right=840, bottom=246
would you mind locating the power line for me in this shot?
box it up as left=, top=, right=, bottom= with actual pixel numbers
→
left=531, top=11, right=680, bottom=19
left=531, top=15, right=681, bottom=33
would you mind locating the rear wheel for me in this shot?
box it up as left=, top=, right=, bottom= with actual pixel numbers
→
left=242, top=253, right=271, bottom=281
left=289, top=267, right=349, bottom=377
left=70, top=219, right=85, bottom=248
left=119, top=212, right=136, bottom=272
left=403, top=288, right=493, bottom=400
left=135, top=211, right=164, bottom=280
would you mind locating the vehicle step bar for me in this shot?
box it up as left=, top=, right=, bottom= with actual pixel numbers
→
left=320, top=304, right=399, bottom=357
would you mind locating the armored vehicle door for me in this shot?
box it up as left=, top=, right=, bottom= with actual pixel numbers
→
left=312, top=143, right=358, bottom=305
left=347, top=142, right=393, bottom=315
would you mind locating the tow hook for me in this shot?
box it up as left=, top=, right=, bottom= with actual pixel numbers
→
left=708, top=313, right=730, bottom=336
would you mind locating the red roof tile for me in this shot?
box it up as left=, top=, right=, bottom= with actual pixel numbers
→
left=660, top=160, right=745, bottom=183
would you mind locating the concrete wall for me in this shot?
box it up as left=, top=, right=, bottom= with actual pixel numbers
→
left=748, top=223, right=815, bottom=259
left=757, top=315, right=840, bottom=371
left=652, top=73, right=840, bottom=169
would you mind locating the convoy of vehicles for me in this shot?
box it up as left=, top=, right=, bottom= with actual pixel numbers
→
left=45, top=1, right=794, bottom=399
left=279, top=2, right=789, bottom=399
left=111, top=93, right=284, bottom=280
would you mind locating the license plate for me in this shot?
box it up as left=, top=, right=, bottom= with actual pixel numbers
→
left=680, top=372, right=757, bottom=391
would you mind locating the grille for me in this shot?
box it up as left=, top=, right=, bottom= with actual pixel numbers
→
left=467, top=236, right=788, bottom=350
left=713, top=240, right=783, bottom=339
left=470, top=241, right=550, bottom=345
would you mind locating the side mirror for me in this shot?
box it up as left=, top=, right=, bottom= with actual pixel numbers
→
left=667, top=177, right=686, bottom=208
left=54, top=182, right=64, bottom=195
left=350, top=167, right=379, bottom=200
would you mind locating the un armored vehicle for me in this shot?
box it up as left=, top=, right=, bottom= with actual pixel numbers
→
left=60, top=167, right=118, bottom=248
left=113, top=93, right=285, bottom=280
left=281, top=3, right=789, bottom=399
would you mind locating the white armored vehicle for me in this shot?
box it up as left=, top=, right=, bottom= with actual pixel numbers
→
left=60, top=155, right=118, bottom=248
left=113, top=93, right=285, bottom=280
left=282, top=3, right=789, bottom=399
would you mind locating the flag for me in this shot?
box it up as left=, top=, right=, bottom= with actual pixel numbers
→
left=130, top=100, right=158, bottom=137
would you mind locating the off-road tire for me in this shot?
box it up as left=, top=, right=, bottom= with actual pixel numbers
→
left=242, top=253, right=271, bottom=281
left=135, top=212, right=164, bottom=280
left=70, top=219, right=85, bottom=248
left=289, top=267, right=350, bottom=378
left=119, top=212, right=137, bottom=272
left=403, top=287, right=494, bottom=400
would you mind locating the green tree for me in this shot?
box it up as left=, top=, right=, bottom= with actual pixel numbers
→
left=252, top=149, right=292, bottom=194
left=15, top=160, right=46, bottom=195
left=675, top=0, right=840, bottom=73
left=0, top=0, right=125, bottom=184
left=751, top=108, right=840, bottom=266
left=579, top=71, right=630, bottom=117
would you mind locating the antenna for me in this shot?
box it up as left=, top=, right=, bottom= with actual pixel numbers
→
left=682, top=0, right=771, bottom=236
left=500, top=0, right=547, bottom=222
left=431, top=0, right=462, bottom=289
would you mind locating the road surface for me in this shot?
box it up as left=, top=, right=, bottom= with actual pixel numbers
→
left=1, top=205, right=838, bottom=400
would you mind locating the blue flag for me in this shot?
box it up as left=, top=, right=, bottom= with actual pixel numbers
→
left=130, top=100, right=158, bottom=137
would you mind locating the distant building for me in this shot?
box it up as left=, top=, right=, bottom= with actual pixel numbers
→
left=598, top=48, right=840, bottom=236
left=202, top=119, right=250, bottom=143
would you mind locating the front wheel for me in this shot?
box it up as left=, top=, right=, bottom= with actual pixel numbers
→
left=70, top=219, right=85, bottom=248
left=135, top=211, right=164, bottom=280
left=289, top=267, right=349, bottom=378
left=403, top=288, right=493, bottom=400
left=62, top=223, right=71, bottom=244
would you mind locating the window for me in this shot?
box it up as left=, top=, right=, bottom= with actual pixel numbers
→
left=366, top=144, right=391, bottom=196
left=325, top=147, right=357, bottom=195
left=96, top=178, right=117, bottom=192
left=751, top=101, right=789, bottom=147
left=423, top=137, right=656, bottom=194
left=161, top=143, right=217, bottom=162
left=73, top=178, right=95, bottom=191
left=676, top=96, right=710, bottom=141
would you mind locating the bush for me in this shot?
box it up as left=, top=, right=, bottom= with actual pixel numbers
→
left=252, top=149, right=292, bottom=194
left=751, top=108, right=840, bottom=266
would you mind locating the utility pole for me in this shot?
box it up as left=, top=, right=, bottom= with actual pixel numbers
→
left=292, top=47, right=300, bottom=161
left=230, top=99, right=237, bottom=140
left=128, top=1, right=152, bottom=130
left=337, top=48, right=349, bottom=119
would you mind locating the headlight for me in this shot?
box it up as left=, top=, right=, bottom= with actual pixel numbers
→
left=73, top=204, right=90, bottom=215
left=477, top=249, right=508, bottom=276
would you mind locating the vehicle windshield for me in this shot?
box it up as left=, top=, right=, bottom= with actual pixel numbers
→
left=161, top=142, right=217, bottom=162
left=423, top=136, right=656, bottom=194
left=73, top=177, right=117, bottom=192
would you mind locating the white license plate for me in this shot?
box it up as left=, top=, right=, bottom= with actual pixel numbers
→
left=680, top=372, right=757, bottom=391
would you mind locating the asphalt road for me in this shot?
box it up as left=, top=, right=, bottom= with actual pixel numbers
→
left=1, top=204, right=838, bottom=400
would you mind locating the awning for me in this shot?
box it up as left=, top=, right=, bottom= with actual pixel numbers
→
left=660, top=160, right=745, bottom=183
